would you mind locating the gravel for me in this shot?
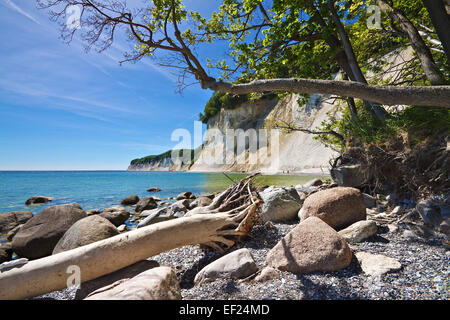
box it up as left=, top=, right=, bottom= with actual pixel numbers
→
left=32, top=219, right=449, bottom=300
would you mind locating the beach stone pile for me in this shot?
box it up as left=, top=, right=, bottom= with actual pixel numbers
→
left=1, top=179, right=448, bottom=300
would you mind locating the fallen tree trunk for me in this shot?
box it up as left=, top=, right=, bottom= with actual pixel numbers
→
left=0, top=178, right=262, bottom=300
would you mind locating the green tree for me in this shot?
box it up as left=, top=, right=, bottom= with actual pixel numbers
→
left=36, top=0, right=450, bottom=107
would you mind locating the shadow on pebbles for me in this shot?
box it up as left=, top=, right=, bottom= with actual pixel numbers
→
left=33, top=220, right=448, bottom=300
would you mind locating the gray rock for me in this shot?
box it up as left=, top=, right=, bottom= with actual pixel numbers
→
left=6, top=224, right=23, bottom=242
left=11, top=203, right=87, bottom=259
left=254, top=267, right=279, bottom=283
left=355, top=252, right=402, bottom=276
left=53, top=215, right=119, bottom=255
left=294, top=185, right=319, bottom=195
left=416, top=199, right=443, bottom=228
left=330, top=164, right=369, bottom=187
left=86, top=209, right=101, bottom=216
left=99, top=207, right=130, bottom=227
left=0, top=243, right=12, bottom=263
left=146, top=187, right=161, bottom=192
left=0, top=211, right=33, bottom=234
left=121, top=195, right=140, bottom=206
left=176, top=192, right=195, bottom=200
left=362, top=193, right=377, bottom=208
left=303, top=179, right=323, bottom=187
left=260, top=187, right=302, bottom=223
left=135, top=197, right=158, bottom=213
left=85, top=266, right=181, bottom=300
left=75, top=259, right=159, bottom=299
left=189, top=196, right=213, bottom=209
left=194, top=248, right=258, bottom=285
left=25, top=196, right=55, bottom=206
left=338, top=220, right=378, bottom=243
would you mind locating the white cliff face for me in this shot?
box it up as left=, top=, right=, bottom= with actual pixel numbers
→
left=189, top=93, right=338, bottom=174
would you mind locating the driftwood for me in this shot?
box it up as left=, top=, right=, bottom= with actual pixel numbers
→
left=0, top=175, right=262, bottom=300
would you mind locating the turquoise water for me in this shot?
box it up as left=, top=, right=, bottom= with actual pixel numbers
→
left=0, top=171, right=321, bottom=215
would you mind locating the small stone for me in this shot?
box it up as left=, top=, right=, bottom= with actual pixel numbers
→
left=254, top=267, right=279, bottom=282
left=338, top=220, right=378, bottom=243
left=194, top=248, right=258, bottom=285
left=355, top=251, right=402, bottom=276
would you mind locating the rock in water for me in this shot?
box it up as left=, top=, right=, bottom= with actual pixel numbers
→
left=189, top=196, right=213, bottom=209
left=121, top=195, right=140, bottom=206
left=194, top=248, right=258, bottom=285
left=303, top=179, right=323, bottom=187
left=11, top=203, right=87, bottom=259
left=99, top=207, right=130, bottom=227
left=298, top=187, right=366, bottom=230
left=135, top=197, right=158, bottom=213
left=0, top=211, right=33, bottom=234
left=52, top=215, right=119, bottom=254
left=25, top=196, right=55, bottom=206
left=260, top=187, right=302, bottom=223
left=355, top=252, right=402, bottom=276
left=84, top=266, right=181, bottom=300
left=176, top=192, right=195, bottom=200
left=338, top=220, right=378, bottom=243
left=75, top=259, right=159, bottom=299
left=266, top=216, right=353, bottom=274
left=146, top=187, right=161, bottom=192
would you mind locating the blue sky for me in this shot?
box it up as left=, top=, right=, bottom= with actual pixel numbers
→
left=0, top=0, right=226, bottom=170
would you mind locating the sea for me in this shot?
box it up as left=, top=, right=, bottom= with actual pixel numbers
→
left=0, top=171, right=323, bottom=215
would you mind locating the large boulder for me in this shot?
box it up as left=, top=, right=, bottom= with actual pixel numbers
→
left=6, top=225, right=23, bottom=242
left=135, top=197, right=158, bottom=213
left=11, top=203, right=87, bottom=259
left=0, top=211, right=33, bottom=234
left=75, top=259, right=159, bottom=300
left=53, top=215, right=119, bottom=255
left=260, top=187, right=302, bottom=223
left=266, top=216, right=353, bottom=274
left=25, top=196, right=55, bottom=206
left=84, top=266, right=181, bottom=300
left=303, top=179, right=323, bottom=187
left=338, top=220, right=378, bottom=243
left=330, top=164, right=369, bottom=187
left=194, top=248, right=258, bottom=285
left=99, top=207, right=130, bottom=227
left=299, top=187, right=366, bottom=230
left=121, top=195, right=140, bottom=206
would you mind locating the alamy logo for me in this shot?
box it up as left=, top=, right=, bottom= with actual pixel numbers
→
left=367, top=5, right=382, bottom=30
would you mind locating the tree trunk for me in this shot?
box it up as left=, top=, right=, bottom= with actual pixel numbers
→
left=377, top=0, right=446, bottom=85
left=325, top=1, right=388, bottom=119
left=0, top=179, right=262, bottom=300
left=202, top=78, right=450, bottom=108
left=422, top=0, right=450, bottom=62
